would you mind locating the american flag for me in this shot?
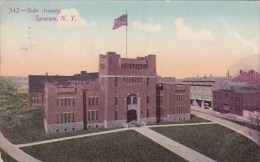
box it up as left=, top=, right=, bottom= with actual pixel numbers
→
left=112, top=14, right=128, bottom=30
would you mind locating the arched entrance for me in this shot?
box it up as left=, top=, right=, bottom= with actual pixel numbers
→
left=126, top=94, right=140, bottom=123
left=127, top=109, right=137, bottom=122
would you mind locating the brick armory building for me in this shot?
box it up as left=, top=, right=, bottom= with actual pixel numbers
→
left=29, top=52, right=191, bottom=133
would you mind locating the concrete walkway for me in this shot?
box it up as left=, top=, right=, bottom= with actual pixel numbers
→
left=192, top=109, right=260, bottom=146
left=17, top=122, right=215, bottom=148
left=148, top=121, right=216, bottom=128
left=0, top=131, right=41, bottom=162
left=133, top=127, right=215, bottom=162
left=17, top=128, right=129, bottom=148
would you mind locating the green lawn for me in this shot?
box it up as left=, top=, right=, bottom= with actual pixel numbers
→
left=0, top=149, right=17, bottom=162
left=213, top=115, right=260, bottom=131
left=0, top=105, right=209, bottom=144
left=151, top=124, right=260, bottom=162
left=0, top=106, right=119, bottom=144
left=155, top=114, right=211, bottom=125
left=21, top=130, right=187, bottom=162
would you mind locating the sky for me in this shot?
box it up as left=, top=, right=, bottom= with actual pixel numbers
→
left=0, top=0, right=259, bottom=79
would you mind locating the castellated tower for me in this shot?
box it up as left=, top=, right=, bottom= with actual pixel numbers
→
left=99, top=52, right=157, bottom=128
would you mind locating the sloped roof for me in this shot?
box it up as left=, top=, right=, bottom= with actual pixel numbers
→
left=29, top=72, right=99, bottom=93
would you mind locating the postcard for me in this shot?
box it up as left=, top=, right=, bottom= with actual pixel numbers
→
left=0, top=1, right=259, bottom=162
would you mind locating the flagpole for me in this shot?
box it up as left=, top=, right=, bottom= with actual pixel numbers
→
left=126, top=10, right=128, bottom=58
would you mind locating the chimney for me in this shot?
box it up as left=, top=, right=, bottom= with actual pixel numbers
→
left=81, top=71, right=87, bottom=75
left=46, top=72, right=48, bottom=76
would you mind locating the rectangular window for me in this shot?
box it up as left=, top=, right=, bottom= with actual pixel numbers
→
left=96, top=97, right=99, bottom=105
left=92, top=111, right=95, bottom=120
left=88, top=98, right=91, bottom=106
left=65, top=98, right=67, bottom=106
left=57, top=114, right=59, bottom=124
left=61, top=98, right=64, bottom=106
left=115, top=111, right=118, bottom=120
left=72, top=98, right=75, bottom=106
left=96, top=111, right=99, bottom=120
left=115, top=77, right=118, bottom=86
left=68, top=113, right=70, bottom=123
left=68, top=98, right=71, bottom=106
left=72, top=113, right=75, bottom=122
left=92, top=98, right=95, bottom=106
left=64, top=113, right=67, bottom=123
left=147, top=78, right=149, bottom=85
left=56, top=98, right=59, bottom=106
left=88, top=111, right=91, bottom=120
left=115, top=97, right=118, bottom=106
left=61, top=113, right=63, bottom=123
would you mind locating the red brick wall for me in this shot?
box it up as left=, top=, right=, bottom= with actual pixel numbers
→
left=99, top=52, right=157, bottom=122
left=44, top=83, right=84, bottom=125
left=30, top=93, right=44, bottom=106
left=83, top=80, right=105, bottom=125
left=157, top=83, right=190, bottom=118
left=213, top=89, right=260, bottom=115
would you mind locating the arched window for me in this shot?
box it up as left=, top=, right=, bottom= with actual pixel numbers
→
left=133, top=96, right=137, bottom=104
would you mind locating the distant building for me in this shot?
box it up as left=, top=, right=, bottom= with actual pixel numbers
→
left=213, top=86, right=260, bottom=116
left=232, top=70, right=260, bottom=86
left=157, top=76, right=176, bottom=84
left=182, top=76, right=231, bottom=109
left=40, top=52, right=191, bottom=133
